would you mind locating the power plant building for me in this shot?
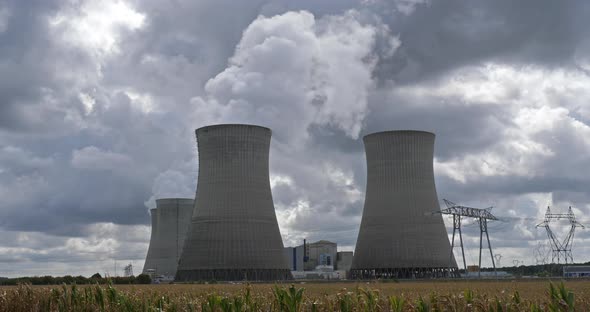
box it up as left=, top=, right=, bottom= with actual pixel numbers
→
left=284, top=240, right=353, bottom=279
left=143, top=198, right=194, bottom=278
left=351, top=130, right=458, bottom=278
left=283, top=245, right=305, bottom=272
left=176, top=124, right=291, bottom=281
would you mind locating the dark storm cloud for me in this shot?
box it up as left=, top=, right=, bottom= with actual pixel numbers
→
left=0, top=1, right=73, bottom=131
left=105, top=0, right=274, bottom=101
left=373, top=0, right=583, bottom=85
left=363, top=92, right=509, bottom=161
left=0, top=0, right=216, bottom=237
left=0, top=91, right=197, bottom=234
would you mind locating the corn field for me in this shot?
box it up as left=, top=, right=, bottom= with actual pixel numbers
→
left=1, top=280, right=589, bottom=311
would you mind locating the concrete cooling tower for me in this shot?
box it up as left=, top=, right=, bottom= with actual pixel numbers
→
left=351, top=130, right=458, bottom=279
left=142, top=198, right=194, bottom=278
left=176, top=124, right=291, bottom=281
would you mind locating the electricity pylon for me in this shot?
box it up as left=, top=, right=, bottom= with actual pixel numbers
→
left=436, top=199, right=499, bottom=277
left=536, top=206, right=584, bottom=264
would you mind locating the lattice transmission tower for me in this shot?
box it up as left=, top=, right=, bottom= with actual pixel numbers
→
left=533, top=241, right=549, bottom=265
left=436, top=199, right=499, bottom=277
left=494, top=254, right=502, bottom=268
left=124, top=263, right=134, bottom=277
left=536, top=206, right=584, bottom=264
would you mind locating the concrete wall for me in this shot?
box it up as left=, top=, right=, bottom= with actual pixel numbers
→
left=143, top=198, right=194, bottom=277
left=176, top=124, right=291, bottom=281
left=336, top=251, right=353, bottom=272
left=351, top=130, right=457, bottom=277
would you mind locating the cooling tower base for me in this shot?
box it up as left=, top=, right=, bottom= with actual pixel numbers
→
left=175, top=269, right=293, bottom=282
left=350, top=267, right=460, bottom=279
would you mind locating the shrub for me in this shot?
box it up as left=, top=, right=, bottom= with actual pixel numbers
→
left=135, top=274, right=152, bottom=284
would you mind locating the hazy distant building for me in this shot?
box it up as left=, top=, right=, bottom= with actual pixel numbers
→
left=176, top=124, right=291, bottom=281
left=143, top=198, right=194, bottom=278
left=563, top=265, right=590, bottom=278
left=284, top=240, right=353, bottom=278
left=336, top=251, right=354, bottom=274
left=283, top=245, right=305, bottom=272
left=351, top=130, right=458, bottom=278
left=305, top=240, right=337, bottom=270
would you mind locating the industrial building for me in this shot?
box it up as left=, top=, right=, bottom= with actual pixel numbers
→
left=563, top=265, right=590, bottom=278
left=351, top=130, right=458, bottom=279
left=142, top=198, right=194, bottom=279
left=176, top=124, right=291, bottom=281
left=283, top=240, right=353, bottom=279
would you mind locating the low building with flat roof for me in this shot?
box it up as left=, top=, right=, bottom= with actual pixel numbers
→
left=563, top=265, right=590, bottom=278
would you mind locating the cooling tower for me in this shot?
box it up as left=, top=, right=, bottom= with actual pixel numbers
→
left=351, top=130, right=458, bottom=279
left=142, top=198, right=194, bottom=277
left=176, top=124, right=291, bottom=281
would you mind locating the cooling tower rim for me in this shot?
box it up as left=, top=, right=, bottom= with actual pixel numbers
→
left=363, top=130, right=435, bottom=141
left=195, top=124, right=271, bottom=134
left=155, top=198, right=194, bottom=207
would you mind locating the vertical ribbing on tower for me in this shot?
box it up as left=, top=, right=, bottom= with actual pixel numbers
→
left=351, top=130, right=458, bottom=279
left=143, top=198, right=194, bottom=277
left=176, top=124, right=291, bottom=281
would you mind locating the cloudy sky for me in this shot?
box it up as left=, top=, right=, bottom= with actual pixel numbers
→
left=2, top=0, right=590, bottom=277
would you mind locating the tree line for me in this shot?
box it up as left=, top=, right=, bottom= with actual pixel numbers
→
left=0, top=273, right=151, bottom=285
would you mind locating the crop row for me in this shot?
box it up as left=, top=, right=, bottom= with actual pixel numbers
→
left=0, top=282, right=586, bottom=311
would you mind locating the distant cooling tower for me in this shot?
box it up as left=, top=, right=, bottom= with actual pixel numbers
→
left=142, top=198, right=194, bottom=277
left=351, top=130, right=458, bottom=278
left=176, top=124, right=291, bottom=281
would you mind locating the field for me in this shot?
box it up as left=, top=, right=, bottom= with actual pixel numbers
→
left=1, top=279, right=590, bottom=311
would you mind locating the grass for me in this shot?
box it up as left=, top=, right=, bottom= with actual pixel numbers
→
left=1, top=280, right=589, bottom=311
